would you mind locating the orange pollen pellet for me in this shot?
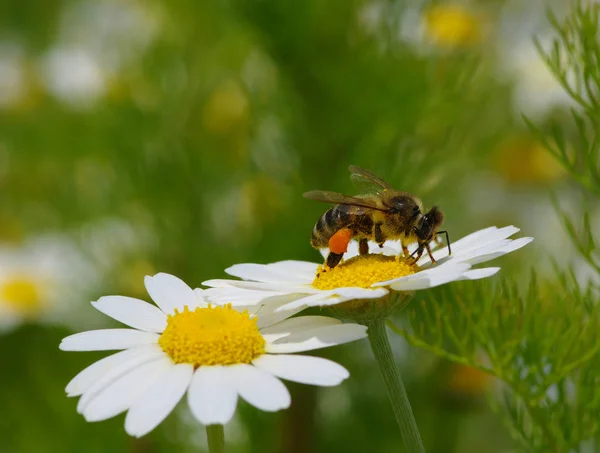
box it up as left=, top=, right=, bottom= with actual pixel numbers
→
left=329, top=228, right=353, bottom=254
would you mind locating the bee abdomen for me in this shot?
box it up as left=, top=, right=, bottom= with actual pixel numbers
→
left=310, top=207, right=351, bottom=248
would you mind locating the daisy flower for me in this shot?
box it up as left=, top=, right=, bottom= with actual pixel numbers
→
left=202, top=226, right=533, bottom=315
left=60, top=273, right=367, bottom=438
left=0, top=236, right=97, bottom=333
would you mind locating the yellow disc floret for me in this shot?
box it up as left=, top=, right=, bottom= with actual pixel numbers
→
left=159, top=304, right=265, bottom=367
left=312, top=254, right=417, bottom=290
left=1, top=276, right=45, bottom=313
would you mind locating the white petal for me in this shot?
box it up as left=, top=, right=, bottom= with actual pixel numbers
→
left=202, top=287, right=289, bottom=306
left=192, top=289, right=211, bottom=307
left=453, top=239, right=511, bottom=261
left=188, top=366, right=238, bottom=425
left=260, top=315, right=341, bottom=338
left=465, top=237, right=534, bottom=265
left=203, top=279, right=316, bottom=293
left=389, top=264, right=472, bottom=291
left=380, top=260, right=470, bottom=283
left=226, top=263, right=312, bottom=284
left=145, top=273, right=199, bottom=314
left=336, top=287, right=389, bottom=299
left=267, top=261, right=319, bottom=280
left=273, top=287, right=387, bottom=313
left=253, top=354, right=349, bottom=386
left=228, top=364, right=290, bottom=412
left=252, top=296, right=310, bottom=329
left=417, top=226, right=522, bottom=266
left=82, top=356, right=173, bottom=422
left=454, top=226, right=516, bottom=250
left=91, top=296, right=167, bottom=333
left=266, top=324, right=368, bottom=353
left=459, top=267, right=500, bottom=280
left=60, top=329, right=159, bottom=351
left=273, top=291, right=348, bottom=312
left=66, top=344, right=163, bottom=397
left=125, top=363, right=194, bottom=438
left=77, top=347, right=167, bottom=413
left=261, top=314, right=341, bottom=343
left=254, top=308, right=307, bottom=330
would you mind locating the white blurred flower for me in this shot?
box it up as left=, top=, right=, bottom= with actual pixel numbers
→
left=38, top=0, right=161, bottom=109
left=502, top=37, right=574, bottom=118
left=58, top=0, right=160, bottom=72
left=61, top=273, right=367, bottom=437
left=40, top=47, right=107, bottom=109
left=0, top=236, right=97, bottom=332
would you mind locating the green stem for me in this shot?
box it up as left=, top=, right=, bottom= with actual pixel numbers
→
left=206, top=424, right=225, bottom=453
left=367, top=318, right=425, bottom=453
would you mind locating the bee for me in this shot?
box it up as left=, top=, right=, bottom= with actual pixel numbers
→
left=304, top=165, right=450, bottom=269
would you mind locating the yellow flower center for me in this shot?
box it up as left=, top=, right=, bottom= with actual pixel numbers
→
left=158, top=304, right=265, bottom=368
left=1, top=276, right=45, bottom=313
left=312, top=254, right=417, bottom=290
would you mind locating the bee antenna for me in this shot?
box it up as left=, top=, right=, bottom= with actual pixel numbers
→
left=437, top=230, right=451, bottom=256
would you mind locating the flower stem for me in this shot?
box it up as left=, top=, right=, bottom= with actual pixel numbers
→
left=206, top=424, right=225, bottom=453
left=367, top=318, right=425, bottom=453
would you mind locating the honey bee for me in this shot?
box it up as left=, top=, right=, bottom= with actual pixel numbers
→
left=304, top=165, right=450, bottom=269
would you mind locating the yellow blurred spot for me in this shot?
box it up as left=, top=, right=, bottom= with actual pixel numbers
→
left=159, top=304, right=265, bottom=367
left=424, top=4, right=482, bottom=47
left=1, top=276, right=45, bottom=313
left=313, top=254, right=417, bottom=290
left=446, top=364, right=489, bottom=397
left=494, top=136, right=566, bottom=183
left=203, top=80, right=249, bottom=134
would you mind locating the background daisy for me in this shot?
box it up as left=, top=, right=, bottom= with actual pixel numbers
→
left=0, top=235, right=98, bottom=333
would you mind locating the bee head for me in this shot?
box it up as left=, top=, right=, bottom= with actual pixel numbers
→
left=415, top=206, right=444, bottom=243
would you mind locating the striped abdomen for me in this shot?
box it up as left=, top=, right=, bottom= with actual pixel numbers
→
left=310, top=205, right=373, bottom=248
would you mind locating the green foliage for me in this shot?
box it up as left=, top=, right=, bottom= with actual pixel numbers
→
left=526, top=1, right=600, bottom=196
left=389, top=2, right=600, bottom=451
left=389, top=276, right=600, bottom=452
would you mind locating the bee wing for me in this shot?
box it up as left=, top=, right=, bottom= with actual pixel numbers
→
left=349, top=165, right=394, bottom=194
left=303, top=190, right=384, bottom=212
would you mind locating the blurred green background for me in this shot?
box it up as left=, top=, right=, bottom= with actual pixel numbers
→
left=0, top=0, right=584, bottom=451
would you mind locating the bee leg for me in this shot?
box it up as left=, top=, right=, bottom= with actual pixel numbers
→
left=374, top=222, right=384, bottom=243
left=409, top=246, right=424, bottom=265
left=326, top=252, right=344, bottom=269
left=401, top=240, right=410, bottom=257
left=426, top=244, right=436, bottom=264
left=359, top=238, right=369, bottom=255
